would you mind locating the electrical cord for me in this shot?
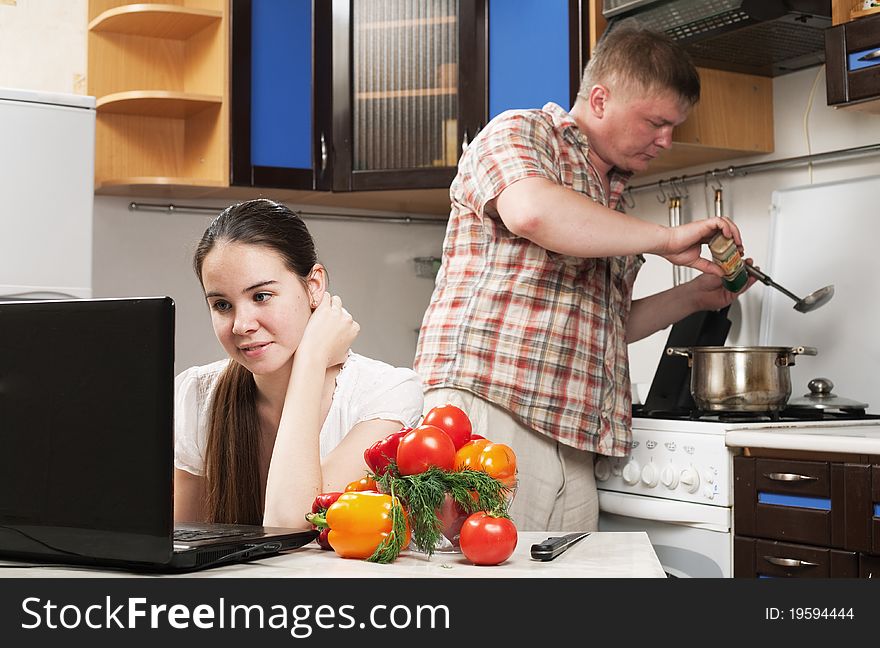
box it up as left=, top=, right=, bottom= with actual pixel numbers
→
left=803, top=65, right=826, bottom=185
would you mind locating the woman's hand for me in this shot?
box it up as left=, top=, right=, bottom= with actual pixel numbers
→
left=661, top=217, right=744, bottom=276
left=297, top=293, right=360, bottom=368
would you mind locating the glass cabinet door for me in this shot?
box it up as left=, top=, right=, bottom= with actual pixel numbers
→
left=352, top=0, right=460, bottom=172
left=334, top=0, right=483, bottom=191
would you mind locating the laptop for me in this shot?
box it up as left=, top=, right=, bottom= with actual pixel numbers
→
left=0, top=296, right=317, bottom=572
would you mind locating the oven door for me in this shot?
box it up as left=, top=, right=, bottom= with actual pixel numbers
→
left=598, top=491, right=732, bottom=578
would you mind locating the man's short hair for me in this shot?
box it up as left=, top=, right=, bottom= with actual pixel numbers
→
left=579, top=22, right=700, bottom=106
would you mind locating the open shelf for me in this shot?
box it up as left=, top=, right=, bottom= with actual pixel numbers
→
left=96, top=91, right=222, bottom=117
left=850, top=6, right=880, bottom=20
left=89, top=4, right=222, bottom=39
left=88, top=0, right=228, bottom=190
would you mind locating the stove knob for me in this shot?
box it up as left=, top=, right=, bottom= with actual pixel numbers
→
left=660, top=465, right=679, bottom=489
left=594, top=458, right=612, bottom=482
left=611, top=459, right=623, bottom=476
left=641, top=463, right=659, bottom=488
left=622, top=460, right=641, bottom=486
left=680, top=467, right=700, bottom=494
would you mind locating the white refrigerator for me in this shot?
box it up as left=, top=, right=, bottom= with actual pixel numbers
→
left=0, top=87, right=95, bottom=299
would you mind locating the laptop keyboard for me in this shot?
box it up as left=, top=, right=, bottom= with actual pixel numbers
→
left=173, top=528, right=249, bottom=542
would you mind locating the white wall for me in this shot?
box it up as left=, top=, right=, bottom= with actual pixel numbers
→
left=0, top=0, right=87, bottom=94
left=626, top=65, right=880, bottom=394
left=92, top=197, right=446, bottom=373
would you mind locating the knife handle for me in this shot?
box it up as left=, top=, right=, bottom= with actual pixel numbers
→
left=530, top=532, right=590, bottom=561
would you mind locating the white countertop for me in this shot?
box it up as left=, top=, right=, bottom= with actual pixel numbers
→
left=725, top=422, right=880, bottom=454
left=0, top=532, right=665, bottom=579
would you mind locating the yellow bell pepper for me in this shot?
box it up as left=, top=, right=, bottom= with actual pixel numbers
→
left=326, top=491, right=410, bottom=560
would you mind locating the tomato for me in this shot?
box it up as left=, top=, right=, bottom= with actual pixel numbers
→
left=423, top=404, right=472, bottom=450
left=454, top=438, right=491, bottom=470
left=459, top=512, right=518, bottom=565
left=396, top=424, right=456, bottom=475
left=344, top=475, right=378, bottom=492
left=478, top=443, right=517, bottom=488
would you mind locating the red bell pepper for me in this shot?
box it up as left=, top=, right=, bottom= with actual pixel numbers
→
left=363, top=427, right=411, bottom=476
left=305, top=491, right=343, bottom=550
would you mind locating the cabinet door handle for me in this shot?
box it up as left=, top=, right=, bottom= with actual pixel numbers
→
left=763, top=472, right=818, bottom=482
left=762, top=555, right=819, bottom=568
left=320, top=133, right=328, bottom=173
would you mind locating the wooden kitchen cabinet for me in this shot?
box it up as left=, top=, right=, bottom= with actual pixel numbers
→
left=832, top=0, right=880, bottom=25
left=231, top=0, right=586, bottom=193
left=733, top=453, right=880, bottom=578
left=87, top=0, right=229, bottom=192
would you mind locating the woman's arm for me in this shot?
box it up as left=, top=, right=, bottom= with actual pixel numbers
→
left=262, top=294, right=360, bottom=529
left=173, top=468, right=206, bottom=523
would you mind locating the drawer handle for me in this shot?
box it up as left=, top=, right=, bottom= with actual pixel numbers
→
left=763, top=472, right=818, bottom=482
left=763, top=555, right=819, bottom=568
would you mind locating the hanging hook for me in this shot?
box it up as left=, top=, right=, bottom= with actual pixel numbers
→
left=656, top=179, right=668, bottom=204
left=622, top=186, right=635, bottom=209
left=709, top=170, right=723, bottom=192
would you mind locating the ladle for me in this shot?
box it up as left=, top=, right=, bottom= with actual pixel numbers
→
left=745, top=264, right=834, bottom=313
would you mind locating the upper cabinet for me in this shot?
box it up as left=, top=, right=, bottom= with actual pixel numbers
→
left=87, top=0, right=229, bottom=193
left=86, top=0, right=774, bottom=205
left=231, top=0, right=583, bottom=193
left=826, top=1, right=880, bottom=114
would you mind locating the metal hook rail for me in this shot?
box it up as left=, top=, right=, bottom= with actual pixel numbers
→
left=127, top=202, right=447, bottom=225
left=627, top=142, right=880, bottom=197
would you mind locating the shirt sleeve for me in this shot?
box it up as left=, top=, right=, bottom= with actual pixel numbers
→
left=174, top=366, right=206, bottom=476
left=461, top=110, right=562, bottom=218
left=355, top=367, right=425, bottom=428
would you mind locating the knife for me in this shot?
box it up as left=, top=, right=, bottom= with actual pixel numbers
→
left=530, top=532, right=590, bottom=561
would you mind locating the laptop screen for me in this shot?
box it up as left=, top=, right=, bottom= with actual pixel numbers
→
left=0, top=297, right=175, bottom=565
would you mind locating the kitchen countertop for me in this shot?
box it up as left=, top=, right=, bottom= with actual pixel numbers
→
left=0, top=532, right=665, bottom=578
left=725, top=420, right=880, bottom=454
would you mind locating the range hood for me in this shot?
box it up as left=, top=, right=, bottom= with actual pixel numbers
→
left=602, top=0, right=832, bottom=77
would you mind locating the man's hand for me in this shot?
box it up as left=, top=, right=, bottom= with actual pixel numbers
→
left=659, top=216, right=744, bottom=276
left=688, top=263, right=757, bottom=311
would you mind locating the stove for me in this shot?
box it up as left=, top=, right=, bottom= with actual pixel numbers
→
left=596, top=406, right=880, bottom=577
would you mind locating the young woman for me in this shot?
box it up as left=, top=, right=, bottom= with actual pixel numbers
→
left=173, top=199, right=423, bottom=529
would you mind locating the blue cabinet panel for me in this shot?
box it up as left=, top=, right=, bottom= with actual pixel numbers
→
left=488, top=0, right=570, bottom=120
left=252, top=0, right=312, bottom=169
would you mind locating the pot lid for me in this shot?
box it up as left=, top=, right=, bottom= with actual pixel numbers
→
left=786, top=378, right=870, bottom=411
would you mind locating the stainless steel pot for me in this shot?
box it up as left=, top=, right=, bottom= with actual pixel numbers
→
left=666, top=346, right=818, bottom=412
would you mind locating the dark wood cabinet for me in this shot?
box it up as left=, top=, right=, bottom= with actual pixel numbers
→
left=733, top=454, right=880, bottom=578
left=230, top=0, right=587, bottom=192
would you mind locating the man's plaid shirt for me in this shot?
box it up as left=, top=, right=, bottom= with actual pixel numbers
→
left=413, top=103, right=643, bottom=457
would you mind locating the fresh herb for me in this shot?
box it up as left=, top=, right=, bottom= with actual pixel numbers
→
left=366, top=484, right=408, bottom=564
left=372, top=462, right=511, bottom=556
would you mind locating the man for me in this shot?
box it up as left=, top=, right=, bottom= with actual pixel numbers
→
left=413, top=25, right=753, bottom=532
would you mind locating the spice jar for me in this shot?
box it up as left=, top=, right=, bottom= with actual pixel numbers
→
left=708, top=232, right=747, bottom=292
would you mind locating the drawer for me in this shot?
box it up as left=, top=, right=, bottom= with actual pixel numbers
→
left=755, top=459, right=829, bottom=497
left=734, top=536, right=858, bottom=578
left=734, top=456, right=873, bottom=551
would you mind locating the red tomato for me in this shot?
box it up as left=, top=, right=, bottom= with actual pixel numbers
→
left=423, top=404, right=472, bottom=450
left=459, top=512, right=518, bottom=565
left=396, top=424, right=456, bottom=475
left=454, top=438, right=491, bottom=471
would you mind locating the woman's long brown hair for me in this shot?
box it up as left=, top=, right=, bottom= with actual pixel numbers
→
left=193, top=199, right=319, bottom=524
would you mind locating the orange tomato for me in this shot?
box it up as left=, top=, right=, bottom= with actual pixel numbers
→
left=344, top=475, right=377, bottom=492
left=478, top=443, right=517, bottom=488
left=454, top=438, right=491, bottom=471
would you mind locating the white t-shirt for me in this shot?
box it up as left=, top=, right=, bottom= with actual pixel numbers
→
left=174, top=353, right=424, bottom=476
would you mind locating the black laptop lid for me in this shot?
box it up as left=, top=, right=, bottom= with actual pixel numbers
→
left=0, top=297, right=175, bottom=566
